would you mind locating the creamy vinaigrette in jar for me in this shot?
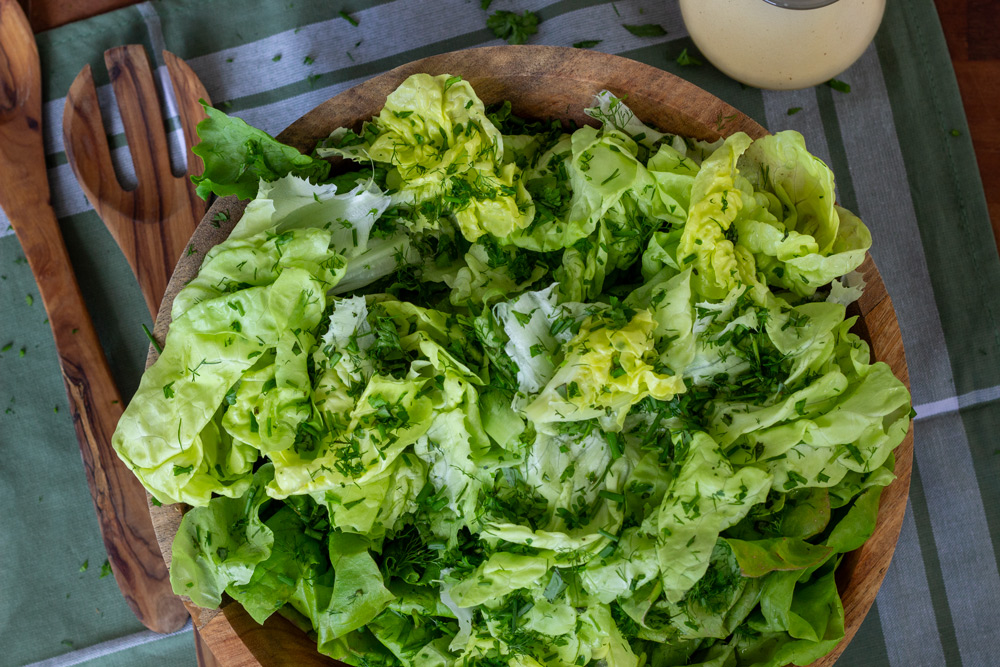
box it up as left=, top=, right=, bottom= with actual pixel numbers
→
left=679, top=0, right=886, bottom=90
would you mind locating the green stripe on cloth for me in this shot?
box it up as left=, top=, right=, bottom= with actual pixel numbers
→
left=839, top=598, right=891, bottom=667
left=907, top=457, right=963, bottom=666
left=875, top=2, right=1000, bottom=398
left=960, top=400, right=1000, bottom=565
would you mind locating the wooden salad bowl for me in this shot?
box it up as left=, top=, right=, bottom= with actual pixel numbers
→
left=147, top=45, right=913, bottom=666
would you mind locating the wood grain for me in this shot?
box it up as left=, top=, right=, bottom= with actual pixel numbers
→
left=0, top=0, right=188, bottom=635
left=143, top=46, right=913, bottom=666
left=62, top=45, right=210, bottom=318
left=62, top=43, right=217, bottom=663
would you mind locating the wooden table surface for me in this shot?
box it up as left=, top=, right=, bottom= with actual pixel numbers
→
left=19, top=0, right=1000, bottom=252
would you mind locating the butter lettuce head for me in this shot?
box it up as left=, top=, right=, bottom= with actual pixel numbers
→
left=114, top=78, right=911, bottom=667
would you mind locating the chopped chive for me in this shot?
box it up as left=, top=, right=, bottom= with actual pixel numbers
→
left=142, top=324, right=163, bottom=354
left=599, top=490, right=625, bottom=503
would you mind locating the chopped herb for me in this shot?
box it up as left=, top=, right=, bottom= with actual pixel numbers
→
left=142, top=324, right=163, bottom=354
left=826, top=78, right=851, bottom=93
left=339, top=9, right=358, bottom=26
left=573, top=40, right=602, bottom=49
left=303, top=55, right=315, bottom=66
left=787, top=106, right=803, bottom=116
left=487, top=10, right=541, bottom=45
left=99, top=560, right=112, bottom=578
left=79, top=559, right=89, bottom=572
left=272, top=54, right=282, bottom=62
left=676, top=47, right=703, bottom=66
left=623, top=24, right=666, bottom=37
left=25, top=294, right=33, bottom=306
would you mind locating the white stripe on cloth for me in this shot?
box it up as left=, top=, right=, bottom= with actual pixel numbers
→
left=835, top=41, right=1000, bottom=667
left=914, top=383, right=1000, bottom=420
left=24, top=618, right=192, bottom=667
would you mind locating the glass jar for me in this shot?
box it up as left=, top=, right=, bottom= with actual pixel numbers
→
left=679, top=0, right=886, bottom=90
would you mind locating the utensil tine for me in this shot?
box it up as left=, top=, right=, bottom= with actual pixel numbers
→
left=162, top=49, right=211, bottom=255
left=104, top=45, right=173, bottom=208
left=162, top=50, right=211, bottom=181
left=63, top=64, right=134, bottom=214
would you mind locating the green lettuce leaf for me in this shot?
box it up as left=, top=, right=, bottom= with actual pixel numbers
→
left=736, top=131, right=872, bottom=295
left=191, top=104, right=331, bottom=200
left=169, top=464, right=275, bottom=608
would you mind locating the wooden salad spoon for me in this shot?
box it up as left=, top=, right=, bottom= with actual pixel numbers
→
left=0, top=0, right=187, bottom=634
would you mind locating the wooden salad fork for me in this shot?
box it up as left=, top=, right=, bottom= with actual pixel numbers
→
left=0, top=0, right=188, bottom=635
left=63, top=45, right=211, bottom=318
left=63, top=46, right=220, bottom=664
